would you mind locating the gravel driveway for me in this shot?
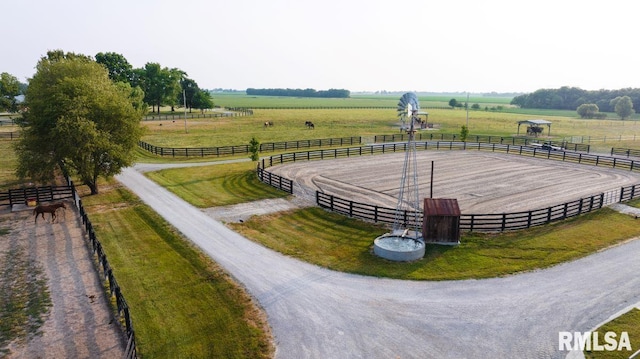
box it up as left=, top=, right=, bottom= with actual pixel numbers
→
left=116, top=166, right=640, bottom=359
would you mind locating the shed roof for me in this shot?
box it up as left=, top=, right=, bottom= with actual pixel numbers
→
left=518, top=119, right=552, bottom=125
left=424, top=198, right=461, bottom=216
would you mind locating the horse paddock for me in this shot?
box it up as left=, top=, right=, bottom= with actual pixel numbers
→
left=266, top=151, right=640, bottom=214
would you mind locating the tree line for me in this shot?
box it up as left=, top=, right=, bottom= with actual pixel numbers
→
left=1, top=51, right=214, bottom=115
left=246, top=88, right=350, bottom=98
left=510, top=86, right=640, bottom=113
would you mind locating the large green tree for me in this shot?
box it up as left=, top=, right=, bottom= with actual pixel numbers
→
left=140, top=63, right=183, bottom=113
left=610, top=96, right=635, bottom=120
left=576, top=103, right=599, bottom=119
left=14, top=50, right=145, bottom=194
left=0, top=72, right=21, bottom=112
left=95, top=52, right=136, bottom=85
left=192, top=90, right=214, bottom=113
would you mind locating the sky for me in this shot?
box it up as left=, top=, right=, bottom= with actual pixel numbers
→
left=3, top=0, right=640, bottom=94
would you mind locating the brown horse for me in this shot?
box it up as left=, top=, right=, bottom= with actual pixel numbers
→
left=33, top=202, right=67, bottom=223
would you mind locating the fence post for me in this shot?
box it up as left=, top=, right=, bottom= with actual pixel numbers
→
left=501, top=213, right=506, bottom=231
left=619, top=187, right=625, bottom=202
left=578, top=198, right=583, bottom=214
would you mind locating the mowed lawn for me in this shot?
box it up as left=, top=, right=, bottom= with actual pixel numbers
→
left=145, top=161, right=288, bottom=208
left=229, top=206, right=640, bottom=280
left=80, top=183, right=272, bottom=358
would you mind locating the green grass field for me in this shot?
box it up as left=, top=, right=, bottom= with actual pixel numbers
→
left=145, top=161, right=289, bottom=207
left=142, top=101, right=640, bottom=153
left=80, top=183, right=272, bottom=358
left=209, top=93, right=515, bottom=109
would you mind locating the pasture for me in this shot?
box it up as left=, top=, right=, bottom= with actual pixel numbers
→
left=141, top=107, right=640, bottom=153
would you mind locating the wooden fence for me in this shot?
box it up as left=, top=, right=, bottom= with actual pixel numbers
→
left=0, top=185, right=74, bottom=206
left=257, top=166, right=293, bottom=194
left=316, top=186, right=634, bottom=232
left=139, top=141, right=250, bottom=157
left=374, top=133, right=591, bottom=152
left=0, top=131, right=19, bottom=140
left=142, top=108, right=252, bottom=121
left=611, top=147, right=640, bottom=158
left=138, top=136, right=361, bottom=158
left=263, top=141, right=640, bottom=173
left=259, top=137, right=361, bottom=152
left=66, top=177, right=138, bottom=358
left=259, top=141, right=640, bottom=232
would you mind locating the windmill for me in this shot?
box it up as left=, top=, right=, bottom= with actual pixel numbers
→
left=392, top=92, right=423, bottom=239
left=373, top=92, right=425, bottom=261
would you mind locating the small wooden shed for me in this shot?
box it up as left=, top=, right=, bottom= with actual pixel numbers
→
left=422, top=198, right=461, bottom=244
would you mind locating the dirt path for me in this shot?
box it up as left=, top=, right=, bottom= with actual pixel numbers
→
left=0, top=202, right=124, bottom=358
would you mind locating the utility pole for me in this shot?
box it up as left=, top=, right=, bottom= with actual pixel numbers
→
left=183, top=90, right=188, bottom=133
left=466, top=92, right=469, bottom=128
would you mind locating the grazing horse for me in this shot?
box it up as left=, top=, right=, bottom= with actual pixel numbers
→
left=264, top=121, right=273, bottom=128
left=33, top=202, right=67, bottom=223
left=305, top=121, right=315, bottom=129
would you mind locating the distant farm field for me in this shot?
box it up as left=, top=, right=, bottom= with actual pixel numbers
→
left=141, top=106, right=640, bottom=153
left=209, top=93, right=515, bottom=109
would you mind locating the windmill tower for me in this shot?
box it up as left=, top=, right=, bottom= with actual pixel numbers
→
left=392, top=92, right=423, bottom=240
left=372, top=92, right=426, bottom=262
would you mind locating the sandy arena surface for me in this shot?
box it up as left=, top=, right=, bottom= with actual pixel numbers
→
left=0, top=202, right=125, bottom=358
left=266, top=151, right=640, bottom=213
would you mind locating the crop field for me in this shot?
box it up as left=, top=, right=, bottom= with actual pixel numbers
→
left=209, top=93, right=515, bottom=109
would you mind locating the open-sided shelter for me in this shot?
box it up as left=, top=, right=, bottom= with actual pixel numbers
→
left=517, top=119, right=552, bottom=136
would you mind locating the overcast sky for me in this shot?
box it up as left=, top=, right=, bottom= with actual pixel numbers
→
left=3, top=0, right=639, bottom=93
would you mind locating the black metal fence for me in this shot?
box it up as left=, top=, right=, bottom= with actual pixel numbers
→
left=0, top=186, right=74, bottom=206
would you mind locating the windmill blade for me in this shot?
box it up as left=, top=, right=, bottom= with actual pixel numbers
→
left=397, top=92, right=420, bottom=117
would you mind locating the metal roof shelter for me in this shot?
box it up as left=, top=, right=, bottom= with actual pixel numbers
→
left=517, top=119, right=552, bottom=136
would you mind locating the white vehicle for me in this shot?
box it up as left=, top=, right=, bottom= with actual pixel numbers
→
left=541, top=143, right=563, bottom=151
